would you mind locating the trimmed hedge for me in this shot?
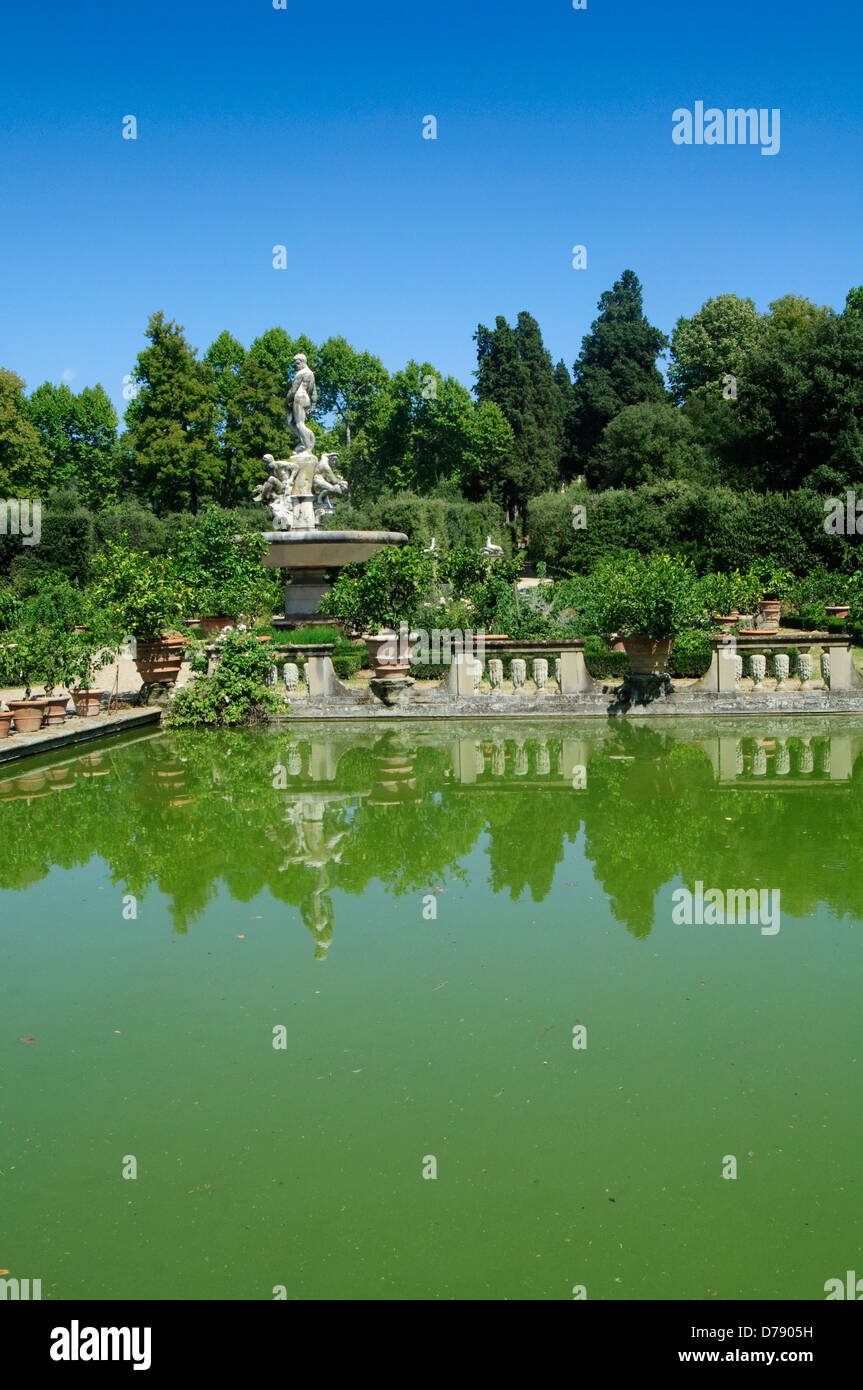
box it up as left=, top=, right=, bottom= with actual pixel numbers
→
left=323, top=491, right=510, bottom=555
left=526, top=482, right=861, bottom=578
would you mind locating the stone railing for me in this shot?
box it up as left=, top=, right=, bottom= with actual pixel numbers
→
left=202, top=631, right=863, bottom=717
left=699, top=631, right=862, bottom=694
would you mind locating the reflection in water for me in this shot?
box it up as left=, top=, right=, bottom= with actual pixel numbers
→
left=1, top=719, right=863, bottom=949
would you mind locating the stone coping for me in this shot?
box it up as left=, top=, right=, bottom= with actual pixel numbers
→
left=261, top=530, right=408, bottom=545
left=0, top=707, right=161, bottom=766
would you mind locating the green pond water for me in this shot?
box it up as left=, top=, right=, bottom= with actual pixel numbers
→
left=1, top=717, right=861, bottom=1302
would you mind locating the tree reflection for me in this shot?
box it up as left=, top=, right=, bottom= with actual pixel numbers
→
left=1, top=720, right=862, bottom=947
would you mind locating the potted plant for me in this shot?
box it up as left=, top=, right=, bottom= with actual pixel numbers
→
left=32, top=626, right=78, bottom=726
left=67, top=631, right=116, bottom=716
left=92, top=541, right=192, bottom=687
left=579, top=552, right=708, bottom=674
left=745, top=561, right=794, bottom=630
left=169, top=508, right=276, bottom=632
left=0, top=631, right=50, bottom=732
left=320, top=547, right=434, bottom=676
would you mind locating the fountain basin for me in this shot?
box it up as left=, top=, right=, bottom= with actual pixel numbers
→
left=262, top=529, right=408, bottom=619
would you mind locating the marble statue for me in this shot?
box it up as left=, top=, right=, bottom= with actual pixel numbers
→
left=255, top=449, right=349, bottom=532
left=253, top=356, right=349, bottom=530
left=286, top=353, right=318, bottom=454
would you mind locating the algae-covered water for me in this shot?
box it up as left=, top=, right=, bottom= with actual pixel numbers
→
left=1, top=718, right=861, bottom=1301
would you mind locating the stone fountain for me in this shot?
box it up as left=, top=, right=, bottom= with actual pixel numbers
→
left=254, top=353, right=407, bottom=620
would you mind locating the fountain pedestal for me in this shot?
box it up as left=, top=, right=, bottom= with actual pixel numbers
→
left=262, top=529, right=409, bottom=621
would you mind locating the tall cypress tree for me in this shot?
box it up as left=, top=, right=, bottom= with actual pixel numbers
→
left=475, top=315, right=560, bottom=512
left=553, top=359, right=577, bottom=478
left=515, top=311, right=565, bottom=483
left=570, top=270, right=668, bottom=480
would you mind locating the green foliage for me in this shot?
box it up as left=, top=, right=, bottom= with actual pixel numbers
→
left=167, top=630, right=280, bottom=727
left=583, top=636, right=630, bottom=680
left=668, top=294, right=762, bottom=405
left=124, top=312, right=219, bottom=512
left=25, top=381, right=121, bottom=506
left=577, top=552, right=708, bottom=639
left=320, top=545, right=435, bottom=632
left=593, top=400, right=707, bottom=489
left=569, top=270, right=669, bottom=477
left=667, top=629, right=713, bottom=678
left=0, top=583, right=21, bottom=632
left=698, top=568, right=760, bottom=617
left=18, top=574, right=93, bottom=632
left=324, top=490, right=507, bottom=555
left=0, top=621, right=112, bottom=697
left=169, top=506, right=276, bottom=619
left=0, top=368, right=49, bottom=494
left=0, top=487, right=94, bottom=591
left=525, top=482, right=859, bottom=579
left=731, top=311, right=863, bottom=491
left=474, top=314, right=564, bottom=509
left=91, top=539, right=192, bottom=640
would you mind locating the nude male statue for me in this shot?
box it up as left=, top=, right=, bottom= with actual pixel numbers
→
left=286, top=353, right=318, bottom=454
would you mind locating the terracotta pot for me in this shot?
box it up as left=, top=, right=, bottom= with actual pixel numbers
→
left=134, top=637, right=186, bottom=685
left=365, top=632, right=410, bottom=677
left=825, top=605, right=850, bottom=619
left=42, top=696, right=70, bottom=727
left=198, top=615, right=238, bottom=636
left=72, top=690, right=104, bottom=718
left=0, top=711, right=12, bottom=740
left=757, top=599, right=781, bottom=630
left=16, top=772, right=47, bottom=795
left=6, top=699, right=49, bottom=733
left=621, top=635, right=674, bottom=675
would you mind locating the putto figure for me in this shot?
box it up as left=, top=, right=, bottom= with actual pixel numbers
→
left=286, top=353, right=318, bottom=454
left=255, top=449, right=349, bottom=532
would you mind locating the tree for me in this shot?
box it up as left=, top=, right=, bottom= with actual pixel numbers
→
left=764, top=295, right=833, bottom=337
left=124, top=313, right=219, bottom=512
left=203, top=330, right=246, bottom=505
left=553, top=359, right=578, bottom=477
left=667, top=293, right=761, bottom=405
left=26, top=381, right=120, bottom=506
left=569, top=270, right=668, bottom=477
left=0, top=369, right=50, bottom=495
left=593, top=401, right=707, bottom=489
left=732, top=311, right=863, bottom=491
left=475, top=315, right=556, bottom=512
left=316, top=337, right=388, bottom=449
left=845, top=286, right=863, bottom=319
left=514, top=311, right=565, bottom=479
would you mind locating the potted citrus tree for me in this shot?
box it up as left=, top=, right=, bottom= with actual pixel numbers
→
left=169, top=508, right=276, bottom=633
left=92, top=540, right=192, bottom=687
left=579, top=552, right=708, bottom=674
left=0, top=629, right=51, bottom=731
left=67, top=629, right=117, bottom=716
left=320, top=547, right=434, bottom=676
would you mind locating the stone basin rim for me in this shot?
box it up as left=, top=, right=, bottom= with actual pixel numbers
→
left=261, top=530, right=408, bottom=545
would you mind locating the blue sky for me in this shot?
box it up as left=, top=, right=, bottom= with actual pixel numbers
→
left=1, top=0, right=860, bottom=417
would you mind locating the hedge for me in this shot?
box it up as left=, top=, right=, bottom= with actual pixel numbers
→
left=323, top=491, right=510, bottom=555
left=526, top=482, right=861, bottom=578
